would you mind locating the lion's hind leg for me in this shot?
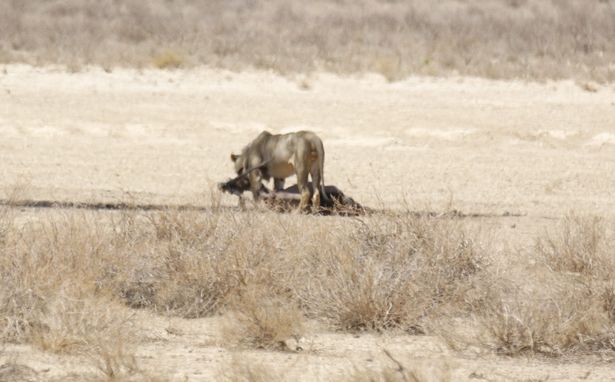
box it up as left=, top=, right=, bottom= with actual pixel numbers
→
left=297, top=175, right=311, bottom=212
left=295, top=155, right=311, bottom=213
left=309, top=162, right=322, bottom=209
left=249, top=169, right=264, bottom=203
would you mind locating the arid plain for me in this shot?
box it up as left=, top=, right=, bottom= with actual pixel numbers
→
left=1, top=64, right=615, bottom=381
left=2, top=65, right=614, bottom=214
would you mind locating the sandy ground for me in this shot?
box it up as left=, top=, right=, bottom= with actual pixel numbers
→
left=1, top=65, right=615, bottom=380
left=6, top=311, right=615, bottom=381
left=1, top=65, right=614, bottom=216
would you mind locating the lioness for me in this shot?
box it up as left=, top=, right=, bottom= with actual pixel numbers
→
left=230, top=130, right=328, bottom=210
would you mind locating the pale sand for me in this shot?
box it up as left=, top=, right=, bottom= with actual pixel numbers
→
left=1, top=65, right=615, bottom=380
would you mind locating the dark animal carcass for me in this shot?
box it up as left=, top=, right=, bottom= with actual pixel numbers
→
left=218, top=176, right=364, bottom=215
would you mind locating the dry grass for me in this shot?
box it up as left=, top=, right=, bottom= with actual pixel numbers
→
left=294, top=215, right=483, bottom=332
left=1, top=0, right=614, bottom=82
left=464, top=214, right=615, bottom=356
left=1, top=196, right=615, bottom=375
left=0, top=205, right=151, bottom=381
left=536, top=214, right=611, bottom=277
left=0, top=205, right=483, bottom=348
left=223, top=286, right=305, bottom=351
left=470, top=279, right=615, bottom=356
left=347, top=351, right=453, bottom=382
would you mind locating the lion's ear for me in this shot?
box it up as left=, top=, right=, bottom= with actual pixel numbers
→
left=230, top=153, right=239, bottom=162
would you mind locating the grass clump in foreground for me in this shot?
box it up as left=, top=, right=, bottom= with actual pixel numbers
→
left=293, top=215, right=483, bottom=333
left=1, top=202, right=614, bottom=362
left=465, top=214, right=615, bottom=356
left=223, top=285, right=305, bottom=351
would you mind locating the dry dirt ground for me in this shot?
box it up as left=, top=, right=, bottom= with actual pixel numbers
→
left=1, top=65, right=615, bottom=380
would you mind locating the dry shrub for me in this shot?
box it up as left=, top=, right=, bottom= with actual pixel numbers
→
left=142, top=210, right=231, bottom=317
left=472, top=279, right=615, bottom=356
left=0, top=212, right=140, bottom=379
left=145, top=209, right=296, bottom=318
left=31, top=292, right=135, bottom=356
left=88, top=335, right=138, bottom=382
left=143, top=209, right=310, bottom=325
left=536, top=214, right=612, bottom=278
left=295, top=215, right=483, bottom=333
left=0, top=213, right=102, bottom=343
left=223, top=285, right=304, bottom=350
left=468, top=214, right=615, bottom=356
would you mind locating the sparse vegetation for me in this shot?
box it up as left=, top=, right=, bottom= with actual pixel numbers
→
left=294, top=215, right=483, bottom=332
left=2, top=203, right=613, bottom=361
left=2, top=2, right=612, bottom=377
left=465, top=214, right=615, bottom=356
left=470, top=278, right=615, bottom=356
left=224, top=286, right=305, bottom=351
left=1, top=196, right=614, bottom=378
left=536, top=214, right=611, bottom=277
left=1, top=0, right=614, bottom=81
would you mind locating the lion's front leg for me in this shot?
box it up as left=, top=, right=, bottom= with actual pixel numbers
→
left=297, top=188, right=310, bottom=212
left=249, top=169, right=263, bottom=202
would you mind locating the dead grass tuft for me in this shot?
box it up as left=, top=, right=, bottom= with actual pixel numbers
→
left=295, top=215, right=483, bottom=332
left=466, top=214, right=615, bottom=356
left=31, top=293, right=135, bottom=356
left=88, top=335, right=139, bottom=382
left=471, top=281, right=614, bottom=355
left=152, top=50, right=184, bottom=70
left=536, top=214, right=611, bottom=278
left=0, top=210, right=142, bottom=380
left=223, top=285, right=305, bottom=351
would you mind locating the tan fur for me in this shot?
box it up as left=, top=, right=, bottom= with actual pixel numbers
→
left=230, top=130, right=328, bottom=211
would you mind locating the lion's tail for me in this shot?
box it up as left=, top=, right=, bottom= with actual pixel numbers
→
left=316, top=138, right=329, bottom=202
